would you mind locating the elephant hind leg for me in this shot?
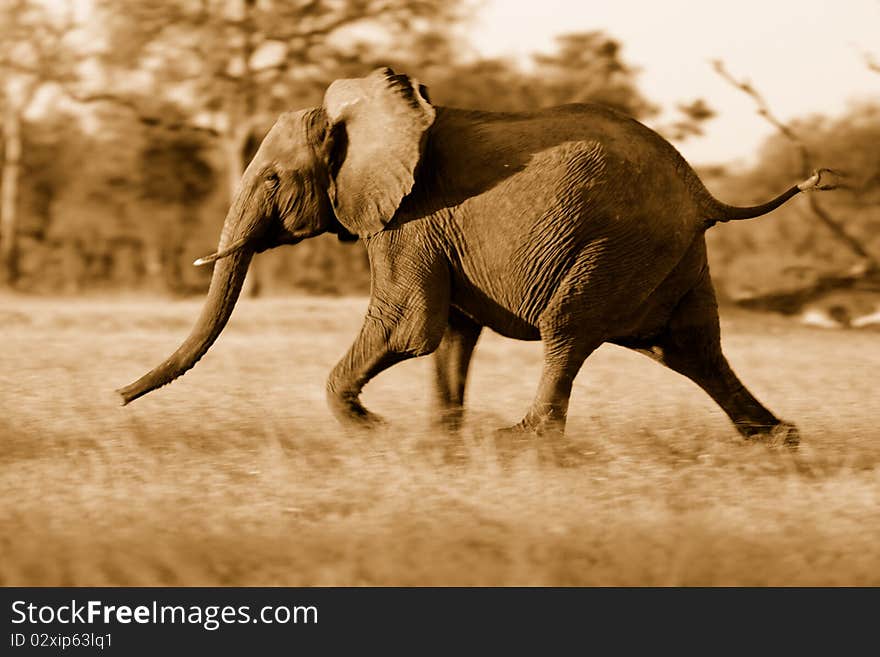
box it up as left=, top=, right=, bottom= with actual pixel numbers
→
left=495, top=334, right=600, bottom=465
left=327, top=311, right=451, bottom=427
left=637, top=271, right=799, bottom=446
left=499, top=260, right=607, bottom=462
left=433, top=307, right=482, bottom=432
left=325, top=324, right=411, bottom=427
left=495, top=246, right=627, bottom=463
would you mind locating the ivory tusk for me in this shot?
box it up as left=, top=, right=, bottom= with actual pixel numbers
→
left=193, top=236, right=250, bottom=266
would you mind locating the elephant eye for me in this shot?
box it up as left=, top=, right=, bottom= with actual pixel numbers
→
left=264, top=171, right=280, bottom=188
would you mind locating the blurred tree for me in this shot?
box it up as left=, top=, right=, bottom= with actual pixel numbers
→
left=137, top=113, right=217, bottom=294
left=422, top=57, right=545, bottom=112
left=416, top=31, right=712, bottom=141
left=713, top=61, right=878, bottom=275
left=4, top=5, right=722, bottom=296
left=662, top=98, right=716, bottom=142
left=36, top=108, right=143, bottom=293
left=93, top=0, right=463, bottom=296
left=419, top=31, right=660, bottom=119
left=0, top=0, right=80, bottom=287
left=530, top=32, right=656, bottom=117
left=703, top=96, right=880, bottom=310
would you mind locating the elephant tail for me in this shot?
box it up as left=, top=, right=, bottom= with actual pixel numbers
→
left=700, top=168, right=840, bottom=228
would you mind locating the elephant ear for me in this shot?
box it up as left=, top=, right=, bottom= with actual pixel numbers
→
left=323, top=67, right=435, bottom=237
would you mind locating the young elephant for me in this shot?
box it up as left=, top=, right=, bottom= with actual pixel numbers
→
left=118, top=67, right=835, bottom=448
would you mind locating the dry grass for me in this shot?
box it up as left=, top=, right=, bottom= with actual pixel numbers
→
left=1, top=294, right=878, bottom=586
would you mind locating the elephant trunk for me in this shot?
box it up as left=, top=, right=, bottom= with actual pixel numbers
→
left=116, top=247, right=253, bottom=405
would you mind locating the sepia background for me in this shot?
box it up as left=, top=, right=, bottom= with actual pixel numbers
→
left=1, top=0, right=878, bottom=586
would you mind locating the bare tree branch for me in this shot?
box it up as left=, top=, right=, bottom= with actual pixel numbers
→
left=60, top=88, right=219, bottom=136
left=806, top=194, right=877, bottom=263
left=712, top=60, right=812, bottom=176
left=712, top=59, right=878, bottom=272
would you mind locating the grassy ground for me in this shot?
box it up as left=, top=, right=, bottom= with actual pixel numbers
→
left=1, top=294, right=878, bottom=586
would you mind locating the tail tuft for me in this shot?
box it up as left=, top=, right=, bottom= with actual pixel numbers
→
left=797, top=168, right=844, bottom=192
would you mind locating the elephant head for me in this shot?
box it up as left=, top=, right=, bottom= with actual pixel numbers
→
left=117, top=68, right=435, bottom=404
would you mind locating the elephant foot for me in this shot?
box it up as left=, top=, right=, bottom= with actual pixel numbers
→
left=493, top=422, right=534, bottom=463
left=343, top=409, right=386, bottom=430
left=493, top=419, right=586, bottom=467
left=441, top=435, right=470, bottom=466
left=327, top=391, right=385, bottom=429
left=433, top=408, right=465, bottom=434
left=747, top=421, right=800, bottom=449
left=426, top=413, right=470, bottom=464
left=543, top=441, right=591, bottom=468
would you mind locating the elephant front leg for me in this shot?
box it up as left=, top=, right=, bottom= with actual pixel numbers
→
left=433, top=308, right=482, bottom=432
left=329, top=234, right=450, bottom=428
left=327, top=308, right=448, bottom=428
left=326, top=318, right=408, bottom=427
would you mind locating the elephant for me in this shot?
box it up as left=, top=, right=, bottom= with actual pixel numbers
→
left=118, top=67, right=836, bottom=451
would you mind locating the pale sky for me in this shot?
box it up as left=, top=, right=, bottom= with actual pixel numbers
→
left=468, top=0, right=880, bottom=164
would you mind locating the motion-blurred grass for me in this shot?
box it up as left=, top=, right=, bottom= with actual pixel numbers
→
left=1, top=295, right=878, bottom=586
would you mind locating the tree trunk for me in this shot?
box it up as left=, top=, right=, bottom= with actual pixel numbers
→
left=1, top=103, right=21, bottom=287
left=225, top=128, right=245, bottom=204
left=229, top=0, right=263, bottom=298
left=142, top=241, right=164, bottom=293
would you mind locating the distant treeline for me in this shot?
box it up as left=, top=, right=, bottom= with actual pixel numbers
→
left=1, top=1, right=877, bottom=299
left=12, top=99, right=879, bottom=300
